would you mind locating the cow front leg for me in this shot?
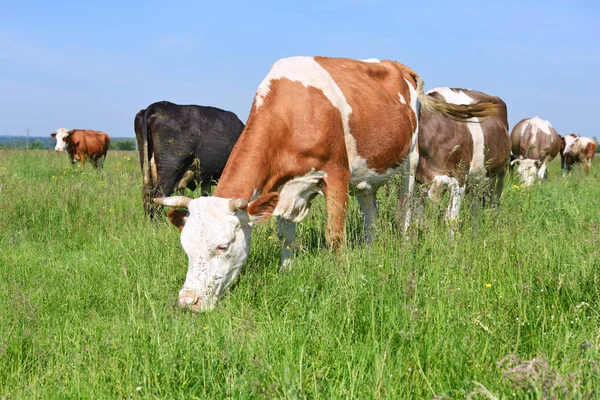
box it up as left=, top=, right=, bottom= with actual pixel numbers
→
left=97, top=155, right=106, bottom=172
left=322, top=168, right=350, bottom=251
left=583, top=159, right=591, bottom=174
left=277, top=217, right=297, bottom=270
left=537, top=156, right=550, bottom=180
left=356, top=191, right=378, bottom=245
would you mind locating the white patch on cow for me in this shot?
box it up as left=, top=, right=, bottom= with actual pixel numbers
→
left=398, top=93, right=406, bottom=104
left=150, top=155, right=158, bottom=184
left=274, top=169, right=326, bottom=223
left=351, top=157, right=405, bottom=193
left=362, top=58, right=381, bottom=63
left=404, top=78, right=419, bottom=157
left=51, top=127, right=70, bottom=151
left=563, top=134, right=578, bottom=156
left=530, top=116, right=552, bottom=135
left=176, top=197, right=255, bottom=311
left=428, top=88, right=484, bottom=172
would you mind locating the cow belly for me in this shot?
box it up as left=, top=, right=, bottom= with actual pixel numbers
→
left=274, top=169, right=326, bottom=222
left=349, top=156, right=403, bottom=193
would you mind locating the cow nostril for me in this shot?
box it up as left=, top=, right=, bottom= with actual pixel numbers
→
left=190, top=297, right=202, bottom=312
left=178, top=291, right=201, bottom=311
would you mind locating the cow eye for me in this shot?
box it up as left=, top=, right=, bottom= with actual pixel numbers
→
left=62, top=137, right=67, bottom=142
left=216, top=244, right=230, bottom=253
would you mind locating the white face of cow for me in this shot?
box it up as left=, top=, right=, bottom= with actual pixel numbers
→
left=157, top=194, right=278, bottom=312
left=50, top=128, right=70, bottom=151
left=562, top=135, right=578, bottom=156
left=512, top=158, right=540, bottom=186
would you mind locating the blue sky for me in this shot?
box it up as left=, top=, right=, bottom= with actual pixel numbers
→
left=1, top=0, right=598, bottom=138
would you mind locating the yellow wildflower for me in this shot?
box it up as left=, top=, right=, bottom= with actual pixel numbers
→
left=485, top=283, right=492, bottom=288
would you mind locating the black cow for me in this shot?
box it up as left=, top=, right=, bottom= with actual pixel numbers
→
left=134, top=101, right=244, bottom=217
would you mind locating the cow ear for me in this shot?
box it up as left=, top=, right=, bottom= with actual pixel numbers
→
left=167, top=210, right=189, bottom=232
left=51, top=133, right=56, bottom=138
left=247, top=192, right=279, bottom=224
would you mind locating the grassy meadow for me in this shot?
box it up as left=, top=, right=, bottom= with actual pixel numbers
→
left=1, top=149, right=600, bottom=399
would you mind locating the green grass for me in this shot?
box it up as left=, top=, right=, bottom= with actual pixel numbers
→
left=1, top=149, right=599, bottom=399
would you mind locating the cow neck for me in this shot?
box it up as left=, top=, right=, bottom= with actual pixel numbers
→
left=213, top=120, right=282, bottom=201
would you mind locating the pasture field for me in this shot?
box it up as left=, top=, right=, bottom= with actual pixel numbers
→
left=1, top=149, right=600, bottom=399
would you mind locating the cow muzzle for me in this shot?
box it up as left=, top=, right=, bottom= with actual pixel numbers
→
left=178, top=290, right=202, bottom=312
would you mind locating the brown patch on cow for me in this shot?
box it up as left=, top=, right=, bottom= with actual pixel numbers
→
left=314, top=57, right=416, bottom=172
left=585, top=142, right=597, bottom=158
left=167, top=210, right=188, bottom=232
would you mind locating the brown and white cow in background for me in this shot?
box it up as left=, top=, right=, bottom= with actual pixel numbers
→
left=51, top=128, right=110, bottom=171
left=510, top=117, right=560, bottom=186
left=153, top=56, right=498, bottom=311
left=401, top=88, right=510, bottom=228
left=560, top=133, right=597, bottom=174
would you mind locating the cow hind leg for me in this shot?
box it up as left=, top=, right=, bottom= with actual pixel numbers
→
left=356, top=191, right=378, bottom=245
left=322, top=167, right=350, bottom=251
left=277, top=218, right=297, bottom=271
left=396, top=146, right=420, bottom=234
left=445, top=177, right=465, bottom=228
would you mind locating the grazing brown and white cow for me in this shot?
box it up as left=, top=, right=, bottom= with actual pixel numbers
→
left=51, top=128, right=110, bottom=171
left=153, top=56, right=498, bottom=311
left=560, top=133, right=597, bottom=174
left=402, top=87, right=510, bottom=227
left=510, top=117, right=560, bottom=186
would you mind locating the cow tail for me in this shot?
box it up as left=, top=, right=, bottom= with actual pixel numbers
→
left=413, top=74, right=499, bottom=121
left=141, top=109, right=152, bottom=215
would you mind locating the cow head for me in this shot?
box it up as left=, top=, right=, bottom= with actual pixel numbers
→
left=562, top=134, right=579, bottom=157
left=154, top=193, right=279, bottom=312
left=511, top=157, right=541, bottom=186
left=50, top=128, right=70, bottom=151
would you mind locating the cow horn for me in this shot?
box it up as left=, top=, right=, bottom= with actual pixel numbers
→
left=153, top=196, right=192, bottom=208
left=228, top=198, right=248, bottom=211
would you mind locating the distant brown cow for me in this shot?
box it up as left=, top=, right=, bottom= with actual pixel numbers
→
left=510, top=117, right=560, bottom=186
left=560, top=133, right=597, bottom=174
left=51, top=128, right=110, bottom=171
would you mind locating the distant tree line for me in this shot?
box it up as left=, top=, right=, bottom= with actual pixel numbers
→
left=109, top=139, right=137, bottom=151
